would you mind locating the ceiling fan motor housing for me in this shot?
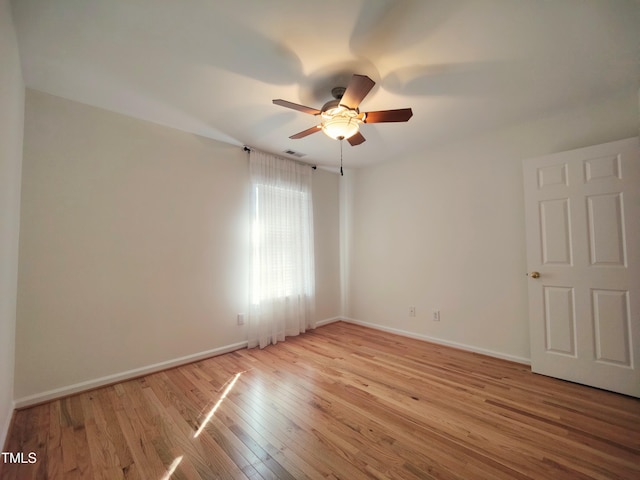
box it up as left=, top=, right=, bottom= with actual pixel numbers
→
left=331, top=86, right=346, bottom=100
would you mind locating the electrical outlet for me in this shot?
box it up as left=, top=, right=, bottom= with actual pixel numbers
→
left=409, top=305, right=416, bottom=317
left=433, top=310, right=440, bottom=321
left=237, top=313, right=245, bottom=325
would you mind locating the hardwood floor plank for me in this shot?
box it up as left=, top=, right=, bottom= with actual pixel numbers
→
left=45, top=402, right=64, bottom=480
left=2, top=321, right=639, bottom=479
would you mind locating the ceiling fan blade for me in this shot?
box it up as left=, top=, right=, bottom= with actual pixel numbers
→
left=347, top=131, right=366, bottom=146
left=273, top=99, right=321, bottom=116
left=340, top=74, right=375, bottom=109
left=289, top=125, right=321, bottom=139
left=363, top=108, right=413, bottom=123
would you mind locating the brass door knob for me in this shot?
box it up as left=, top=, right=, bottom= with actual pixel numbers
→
left=529, top=271, right=541, bottom=279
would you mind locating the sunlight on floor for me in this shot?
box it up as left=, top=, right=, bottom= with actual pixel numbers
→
left=193, top=372, right=243, bottom=438
left=160, top=455, right=183, bottom=480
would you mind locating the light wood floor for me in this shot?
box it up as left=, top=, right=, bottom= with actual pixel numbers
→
left=2, top=321, right=639, bottom=479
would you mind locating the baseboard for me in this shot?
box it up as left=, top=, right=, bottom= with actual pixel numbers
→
left=341, top=317, right=531, bottom=365
left=14, top=341, right=248, bottom=409
left=314, top=316, right=341, bottom=328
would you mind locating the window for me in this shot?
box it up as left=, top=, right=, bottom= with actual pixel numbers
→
left=251, top=183, right=313, bottom=303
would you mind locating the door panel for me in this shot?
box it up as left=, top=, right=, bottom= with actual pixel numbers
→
left=586, top=193, right=626, bottom=266
left=540, top=198, right=573, bottom=265
left=523, top=137, right=640, bottom=397
left=592, top=289, right=631, bottom=366
left=543, top=286, right=576, bottom=355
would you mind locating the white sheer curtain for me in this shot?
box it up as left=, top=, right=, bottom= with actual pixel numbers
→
left=248, top=149, right=315, bottom=349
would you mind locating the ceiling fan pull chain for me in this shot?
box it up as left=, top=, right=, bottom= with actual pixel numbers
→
left=340, top=137, right=344, bottom=176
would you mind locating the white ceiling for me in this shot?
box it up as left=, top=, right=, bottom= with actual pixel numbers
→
left=11, top=0, right=640, bottom=169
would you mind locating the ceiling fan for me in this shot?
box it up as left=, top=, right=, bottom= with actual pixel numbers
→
left=273, top=74, right=413, bottom=146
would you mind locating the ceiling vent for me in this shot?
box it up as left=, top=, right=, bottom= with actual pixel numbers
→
left=283, top=149, right=306, bottom=158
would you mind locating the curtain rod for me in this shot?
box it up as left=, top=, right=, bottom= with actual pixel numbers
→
left=243, top=146, right=316, bottom=170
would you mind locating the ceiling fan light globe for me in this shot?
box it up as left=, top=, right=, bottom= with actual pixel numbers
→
left=321, top=116, right=360, bottom=140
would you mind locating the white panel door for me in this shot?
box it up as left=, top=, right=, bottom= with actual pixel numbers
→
left=523, top=137, right=640, bottom=397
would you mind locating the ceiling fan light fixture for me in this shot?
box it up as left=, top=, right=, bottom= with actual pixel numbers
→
left=321, top=115, right=360, bottom=140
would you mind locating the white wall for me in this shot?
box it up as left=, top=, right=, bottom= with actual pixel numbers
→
left=346, top=90, right=639, bottom=362
left=0, top=0, right=24, bottom=448
left=15, top=90, right=341, bottom=403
